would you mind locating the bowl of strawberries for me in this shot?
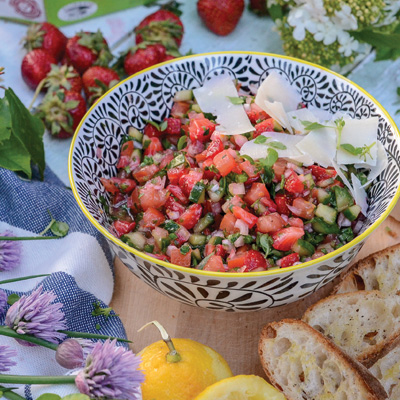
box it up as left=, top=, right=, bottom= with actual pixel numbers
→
left=68, top=51, right=400, bottom=312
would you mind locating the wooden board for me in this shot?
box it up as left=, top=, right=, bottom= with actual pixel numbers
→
left=110, top=202, right=400, bottom=376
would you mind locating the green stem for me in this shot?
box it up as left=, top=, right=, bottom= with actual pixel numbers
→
left=60, top=330, right=132, bottom=343
left=0, top=236, right=59, bottom=241
left=0, top=326, right=58, bottom=350
left=0, top=274, right=50, bottom=285
left=28, top=78, right=47, bottom=111
left=0, top=375, right=76, bottom=385
left=0, top=386, right=26, bottom=400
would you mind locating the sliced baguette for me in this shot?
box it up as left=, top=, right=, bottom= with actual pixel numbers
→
left=369, top=335, right=400, bottom=400
left=259, top=319, right=388, bottom=400
left=333, top=244, right=400, bottom=295
left=302, top=291, right=400, bottom=368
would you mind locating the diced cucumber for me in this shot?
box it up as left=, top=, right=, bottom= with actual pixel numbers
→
left=189, top=234, right=207, bottom=246
left=316, top=188, right=330, bottom=204
left=131, top=149, right=142, bottom=162
left=317, top=177, right=335, bottom=188
left=142, top=134, right=151, bottom=150
left=312, top=217, right=340, bottom=234
left=193, top=213, right=214, bottom=233
left=168, top=153, right=186, bottom=169
left=209, top=236, right=223, bottom=245
left=190, top=104, right=202, bottom=113
left=208, top=187, right=224, bottom=203
left=189, top=181, right=206, bottom=203
left=292, top=239, right=315, bottom=257
left=315, top=204, right=337, bottom=225
left=303, top=173, right=315, bottom=189
left=334, top=186, right=354, bottom=212
left=191, top=248, right=202, bottom=261
left=343, top=205, right=361, bottom=221
left=273, top=120, right=283, bottom=132
left=173, top=89, right=193, bottom=102
left=177, top=135, right=187, bottom=151
left=121, top=231, right=146, bottom=251
left=128, top=126, right=143, bottom=142
left=143, top=244, right=154, bottom=253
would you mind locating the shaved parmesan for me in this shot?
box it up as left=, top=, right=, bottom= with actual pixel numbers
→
left=308, top=105, right=334, bottom=122
left=255, top=71, right=302, bottom=112
left=351, top=173, right=369, bottom=216
left=288, top=108, right=326, bottom=135
left=193, top=75, right=255, bottom=136
left=332, top=160, right=353, bottom=194
left=358, top=141, right=388, bottom=187
left=263, top=101, right=294, bottom=133
left=296, top=128, right=337, bottom=168
left=336, top=117, right=379, bottom=166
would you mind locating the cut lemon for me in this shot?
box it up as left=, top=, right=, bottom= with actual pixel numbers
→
left=193, top=375, right=287, bottom=400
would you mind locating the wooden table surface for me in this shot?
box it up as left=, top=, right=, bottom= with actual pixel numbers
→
left=110, top=201, right=400, bottom=377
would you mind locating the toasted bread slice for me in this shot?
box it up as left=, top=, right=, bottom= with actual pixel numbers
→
left=259, top=319, right=388, bottom=400
left=333, top=244, right=400, bottom=295
left=302, top=291, right=400, bottom=368
left=369, top=335, right=400, bottom=400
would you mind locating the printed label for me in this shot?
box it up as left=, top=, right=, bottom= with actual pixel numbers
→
left=57, top=1, right=98, bottom=21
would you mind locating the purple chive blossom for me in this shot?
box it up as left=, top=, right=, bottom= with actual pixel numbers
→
left=0, top=231, right=21, bottom=271
left=0, top=289, right=7, bottom=314
left=56, top=338, right=95, bottom=369
left=0, top=345, right=17, bottom=372
left=5, top=285, right=67, bottom=346
left=75, top=339, right=144, bottom=400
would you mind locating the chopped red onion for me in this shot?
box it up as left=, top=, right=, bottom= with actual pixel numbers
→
left=229, top=182, right=245, bottom=196
left=234, top=235, right=245, bottom=248
left=166, top=245, right=178, bottom=257
left=176, top=226, right=190, bottom=242
left=287, top=163, right=304, bottom=175
left=235, top=219, right=249, bottom=235
left=284, top=169, right=292, bottom=178
left=353, top=220, right=364, bottom=234
left=234, top=135, right=248, bottom=148
left=243, top=103, right=251, bottom=111
left=304, top=223, right=313, bottom=232
left=338, top=212, right=352, bottom=228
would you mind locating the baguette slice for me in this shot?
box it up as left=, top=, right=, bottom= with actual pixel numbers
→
left=369, top=335, right=400, bottom=400
left=259, top=319, right=388, bottom=400
left=302, top=291, right=400, bottom=368
left=333, top=244, right=400, bottom=295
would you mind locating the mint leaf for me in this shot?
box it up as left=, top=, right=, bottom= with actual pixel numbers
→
left=7, top=293, right=20, bottom=305
left=268, top=140, right=287, bottom=150
left=160, top=120, right=168, bottom=132
left=254, top=135, right=268, bottom=144
left=227, top=96, right=245, bottom=105
left=340, top=143, right=360, bottom=155
left=143, top=119, right=160, bottom=130
left=259, top=234, right=273, bottom=256
left=259, top=148, right=279, bottom=168
left=300, top=120, right=328, bottom=131
left=5, top=88, right=45, bottom=179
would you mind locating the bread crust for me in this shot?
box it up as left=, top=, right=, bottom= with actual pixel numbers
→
left=333, top=243, right=400, bottom=295
left=259, top=319, right=388, bottom=400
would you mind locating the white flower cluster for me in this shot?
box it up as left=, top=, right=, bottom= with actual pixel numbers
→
left=284, top=0, right=361, bottom=56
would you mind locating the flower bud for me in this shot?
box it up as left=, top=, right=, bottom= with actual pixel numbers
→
left=56, top=339, right=85, bottom=369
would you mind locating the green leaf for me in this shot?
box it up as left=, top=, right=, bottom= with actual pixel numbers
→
left=5, top=88, right=45, bottom=179
left=259, top=148, right=279, bottom=168
left=92, top=300, right=118, bottom=319
left=7, top=293, right=20, bottom=305
left=241, top=154, right=255, bottom=165
left=177, top=135, right=187, bottom=150
left=143, top=119, right=160, bottom=130
left=65, top=100, right=80, bottom=110
left=50, top=221, right=69, bottom=237
left=254, top=135, right=268, bottom=144
left=0, top=130, right=32, bottom=178
left=0, top=97, right=11, bottom=142
left=349, top=28, right=400, bottom=50
left=227, top=96, right=245, bottom=105
left=340, top=143, right=360, bottom=155
left=268, top=140, right=287, bottom=150
left=159, top=120, right=168, bottom=132
left=259, top=234, right=273, bottom=257
left=267, top=4, right=284, bottom=21
left=37, top=394, right=62, bottom=400
left=300, top=120, right=328, bottom=131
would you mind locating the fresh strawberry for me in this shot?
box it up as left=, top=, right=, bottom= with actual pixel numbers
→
left=249, top=0, right=268, bottom=15
left=197, top=0, right=245, bottom=36
left=82, top=66, right=120, bottom=105
left=124, top=43, right=166, bottom=76
left=23, top=22, right=67, bottom=61
left=135, top=8, right=184, bottom=48
left=21, top=49, right=56, bottom=90
left=64, top=30, right=112, bottom=74
left=44, top=64, right=83, bottom=93
left=36, top=90, right=86, bottom=138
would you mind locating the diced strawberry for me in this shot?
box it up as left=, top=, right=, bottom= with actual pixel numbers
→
left=203, top=255, right=225, bottom=272
left=112, top=220, right=136, bottom=238
left=285, top=171, right=305, bottom=194
left=232, top=206, right=258, bottom=228
left=179, top=169, right=203, bottom=197
left=254, top=118, right=275, bottom=137
left=144, top=123, right=162, bottom=138
left=144, top=137, right=163, bottom=155
left=142, top=207, right=165, bottom=229
left=188, top=118, right=216, bottom=142
left=133, top=164, right=159, bottom=184
left=164, top=196, right=185, bottom=220
left=163, top=118, right=181, bottom=135
left=170, top=247, right=192, bottom=267
left=220, top=213, right=238, bottom=234
left=178, top=204, right=203, bottom=229
left=171, top=101, right=190, bottom=118
left=120, top=140, right=134, bottom=157
left=100, top=177, right=136, bottom=194
left=272, top=227, right=305, bottom=251
left=167, top=184, right=189, bottom=205
left=244, top=182, right=270, bottom=205
left=275, top=193, right=292, bottom=215
left=257, top=213, right=285, bottom=233
left=213, top=150, right=237, bottom=177
left=279, top=253, right=300, bottom=268
left=244, top=250, right=268, bottom=272
left=309, top=165, right=337, bottom=181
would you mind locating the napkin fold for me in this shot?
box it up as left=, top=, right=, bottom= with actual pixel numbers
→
left=0, top=166, right=128, bottom=399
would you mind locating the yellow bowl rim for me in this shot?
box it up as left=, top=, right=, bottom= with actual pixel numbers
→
left=68, top=50, right=400, bottom=279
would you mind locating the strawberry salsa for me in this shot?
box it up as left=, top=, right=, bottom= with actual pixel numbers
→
left=100, top=86, right=368, bottom=273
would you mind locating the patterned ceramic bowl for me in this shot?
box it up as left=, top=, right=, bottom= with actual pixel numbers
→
left=69, top=52, right=400, bottom=312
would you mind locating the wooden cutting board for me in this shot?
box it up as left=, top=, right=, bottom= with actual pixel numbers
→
left=110, top=201, right=400, bottom=376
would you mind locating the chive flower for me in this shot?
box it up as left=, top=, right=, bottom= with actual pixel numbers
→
left=56, top=338, right=95, bottom=369
left=0, top=231, right=21, bottom=271
left=75, top=339, right=144, bottom=400
left=5, top=285, right=67, bottom=346
left=0, top=289, right=7, bottom=314
left=0, top=345, right=17, bottom=373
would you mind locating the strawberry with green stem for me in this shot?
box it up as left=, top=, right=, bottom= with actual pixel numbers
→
left=21, top=49, right=56, bottom=90
left=64, top=30, right=113, bottom=74
left=36, top=89, right=86, bottom=139
left=82, top=66, right=120, bottom=105
left=22, top=22, right=67, bottom=61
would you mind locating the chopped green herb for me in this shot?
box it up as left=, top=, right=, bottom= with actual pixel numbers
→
left=227, top=96, right=246, bottom=105
left=300, top=120, right=329, bottom=131
left=280, top=174, right=285, bottom=190
left=340, top=142, right=376, bottom=162
left=259, top=148, right=279, bottom=168
left=241, top=154, right=255, bottom=165
left=177, top=135, right=187, bottom=150
left=268, top=140, right=287, bottom=150
left=92, top=301, right=118, bottom=319
left=180, top=245, right=191, bottom=255
left=163, top=220, right=180, bottom=233
left=254, top=135, right=268, bottom=144
left=140, top=156, right=154, bottom=167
